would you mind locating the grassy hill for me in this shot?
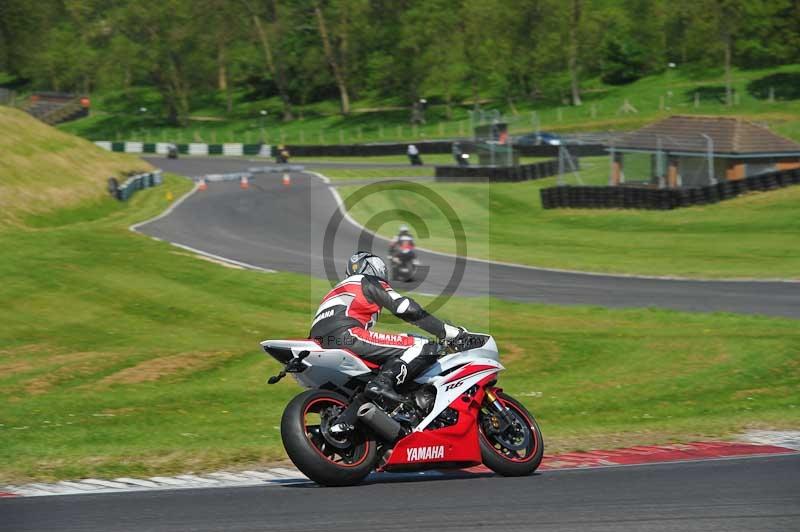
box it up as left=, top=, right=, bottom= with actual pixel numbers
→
left=0, top=121, right=798, bottom=484
left=339, top=157, right=800, bottom=279
left=0, top=107, right=151, bottom=225
left=57, top=64, right=800, bottom=144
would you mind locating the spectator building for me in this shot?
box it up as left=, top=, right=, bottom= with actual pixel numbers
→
left=609, top=115, right=800, bottom=188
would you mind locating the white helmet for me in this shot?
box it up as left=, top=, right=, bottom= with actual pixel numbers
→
left=346, top=251, right=388, bottom=280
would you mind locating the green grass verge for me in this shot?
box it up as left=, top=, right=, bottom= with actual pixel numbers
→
left=58, top=64, right=800, bottom=144
left=338, top=156, right=800, bottom=279
left=1, top=174, right=799, bottom=483
left=316, top=167, right=435, bottom=181
left=0, top=107, right=151, bottom=224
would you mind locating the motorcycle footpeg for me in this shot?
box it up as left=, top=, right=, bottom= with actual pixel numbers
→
left=267, top=371, right=286, bottom=384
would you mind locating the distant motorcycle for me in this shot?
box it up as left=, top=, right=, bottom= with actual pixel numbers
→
left=167, top=144, right=178, bottom=159
left=390, top=243, right=418, bottom=282
left=262, top=331, right=544, bottom=486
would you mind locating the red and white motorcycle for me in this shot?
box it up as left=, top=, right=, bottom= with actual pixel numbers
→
left=262, top=332, right=543, bottom=486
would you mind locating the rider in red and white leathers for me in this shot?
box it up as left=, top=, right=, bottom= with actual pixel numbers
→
left=309, top=251, right=462, bottom=404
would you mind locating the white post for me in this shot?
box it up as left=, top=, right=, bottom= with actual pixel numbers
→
left=701, top=133, right=716, bottom=185
left=608, top=145, right=615, bottom=186
left=656, top=137, right=665, bottom=188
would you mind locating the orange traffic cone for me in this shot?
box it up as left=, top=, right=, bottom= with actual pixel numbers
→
left=282, top=173, right=291, bottom=187
left=240, top=175, right=249, bottom=190
left=198, top=178, right=208, bottom=191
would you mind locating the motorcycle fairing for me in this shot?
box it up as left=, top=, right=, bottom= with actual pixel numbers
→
left=261, top=340, right=374, bottom=390
left=382, top=373, right=497, bottom=470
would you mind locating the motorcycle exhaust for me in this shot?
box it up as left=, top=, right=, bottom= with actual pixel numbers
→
left=357, top=403, right=404, bottom=442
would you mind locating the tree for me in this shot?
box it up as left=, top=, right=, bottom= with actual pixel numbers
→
left=243, top=0, right=294, bottom=120
left=312, top=0, right=367, bottom=115
left=114, top=0, right=201, bottom=126
left=567, top=0, right=583, bottom=106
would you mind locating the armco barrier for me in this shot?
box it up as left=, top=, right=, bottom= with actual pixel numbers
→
left=540, top=168, right=800, bottom=210
left=434, top=158, right=569, bottom=183
left=113, top=170, right=163, bottom=201
left=95, top=140, right=607, bottom=159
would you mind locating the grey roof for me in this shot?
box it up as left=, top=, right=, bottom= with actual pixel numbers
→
left=610, top=115, right=800, bottom=155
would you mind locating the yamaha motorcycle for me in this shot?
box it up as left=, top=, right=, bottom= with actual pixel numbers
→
left=262, top=332, right=543, bottom=486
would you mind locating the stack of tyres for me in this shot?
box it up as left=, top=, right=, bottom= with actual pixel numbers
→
left=790, top=168, right=800, bottom=185
left=558, top=186, right=570, bottom=207
left=666, top=189, right=679, bottom=209
left=689, top=188, right=705, bottom=205
left=633, top=187, right=647, bottom=208
left=730, top=179, right=747, bottom=196
left=542, top=188, right=556, bottom=209
left=702, top=185, right=720, bottom=204
left=574, top=187, right=586, bottom=207
left=589, top=186, right=603, bottom=208
left=645, top=189, right=658, bottom=209
left=675, top=188, right=692, bottom=208
left=744, top=175, right=764, bottom=192
left=565, top=186, right=577, bottom=207
left=716, top=181, right=734, bottom=200
left=603, top=187, right=613, bottom=208
left=621, top=187, right=633, bottom=208
left=762, top=173, right=779, bottom=190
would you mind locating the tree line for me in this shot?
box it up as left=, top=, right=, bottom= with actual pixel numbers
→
left=1, top=0, right=798, bottom=125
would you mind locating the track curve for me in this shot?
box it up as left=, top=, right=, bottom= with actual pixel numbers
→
left=138, top=157, right=800, bottom=318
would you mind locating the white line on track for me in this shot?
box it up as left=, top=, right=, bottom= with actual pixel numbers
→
left=128, top=178, right=276, bottom=273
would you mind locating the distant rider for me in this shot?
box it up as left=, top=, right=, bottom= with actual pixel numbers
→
left=309, top=251, right=464, bottom=409
left=407, top=144, right=423, bottom=165
left=388, top=224, right=415, bottom=257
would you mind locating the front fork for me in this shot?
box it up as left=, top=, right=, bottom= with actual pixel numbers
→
left=484, top=388, right=515, bottom=432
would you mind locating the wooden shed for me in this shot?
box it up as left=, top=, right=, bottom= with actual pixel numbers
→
left=609, top=116, right=800, bottom=188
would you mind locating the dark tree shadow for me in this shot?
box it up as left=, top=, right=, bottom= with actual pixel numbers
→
left=747, top=73, right=800, bottom=101
left=683, top=85, right=735, bottom=104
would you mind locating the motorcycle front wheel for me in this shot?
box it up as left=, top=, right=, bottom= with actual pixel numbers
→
left=281, top=389, right=377, bottom=486
left=478, top=391, right=544, bottom=476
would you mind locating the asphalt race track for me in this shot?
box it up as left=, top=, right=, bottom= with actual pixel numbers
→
left=139, top=157, right=800, bottom=318
left=3, top=455, right=799, bottom=532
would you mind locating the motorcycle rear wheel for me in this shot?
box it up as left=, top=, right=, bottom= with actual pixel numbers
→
left=478, top=391, right=544, bottom=476
left=281, top=389, right=377, bottom=486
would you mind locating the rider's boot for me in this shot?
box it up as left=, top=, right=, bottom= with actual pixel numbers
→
left=331, top=345, right=442, bottom=434
left=365, top=344, right=441, bottom=404
left=364, top=358, right=408, bottom=404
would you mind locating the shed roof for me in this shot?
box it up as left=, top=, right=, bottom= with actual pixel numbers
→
left=611, top=115, right=800, bottom=156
